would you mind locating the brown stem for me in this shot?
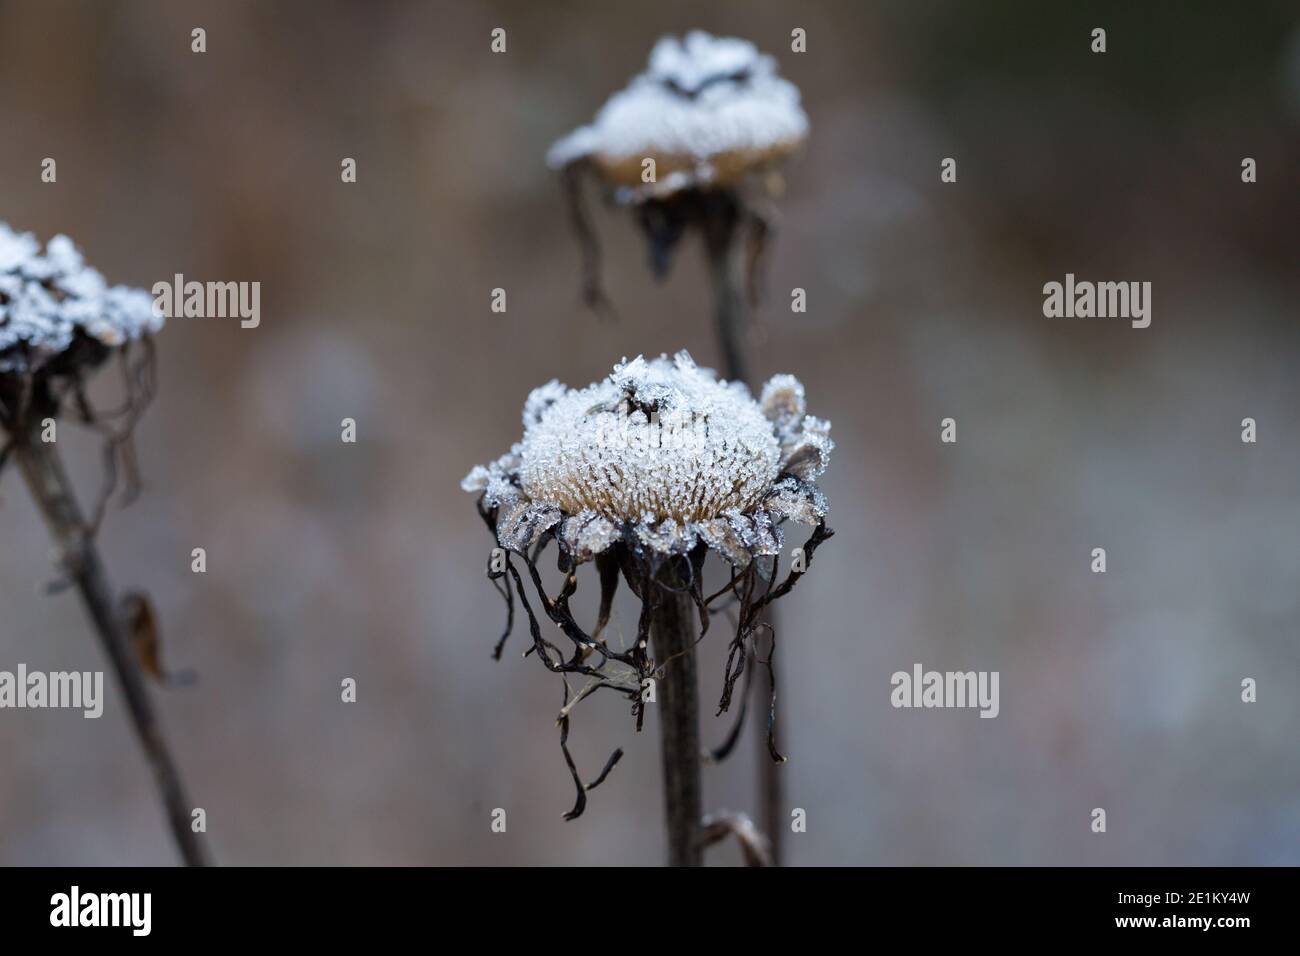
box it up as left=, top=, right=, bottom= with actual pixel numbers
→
left=702, top=196, right=784, bottom=865
left=702, top=193, right=752, bottom=389
left=755, top=627, right=783, bottom=864
left=10, top=424, right=210, bottom=866
left=651, top=568, right=702, bottom=867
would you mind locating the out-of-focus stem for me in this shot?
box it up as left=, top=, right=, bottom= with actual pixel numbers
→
left=702, top=193, right=752, bottom=389
left=702, top=192, right=784, bottom=865
left=651, top=570, right=703, bottom=867
left=754, top=629, right=783, bottom=865
left=10, top=421, right=209, bottom=867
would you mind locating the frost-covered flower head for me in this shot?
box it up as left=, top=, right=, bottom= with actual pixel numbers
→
left=464, top=351, right=831, bottom=567
left=1, top=223, right=162, bottom=505
left=548, top=31, right=808, bottom=197
left=463, top=351, right=834, bottom=820
left=549, top=33, right=808, bottom=316
left=0, top=223, right=162, bottom=375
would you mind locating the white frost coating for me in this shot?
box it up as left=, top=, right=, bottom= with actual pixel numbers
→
left=520, top=351, right=780, bottom=522
left=464, top=351, right=833, bottom=567
left=647, top=32, right=760, bottom=94
left=0, top=223, right=162, bottom=373
left=547, top=31, right=808, bottom=185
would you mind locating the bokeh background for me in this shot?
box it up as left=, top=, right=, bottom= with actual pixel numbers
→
left=1, top=0, right=1297, bottom=865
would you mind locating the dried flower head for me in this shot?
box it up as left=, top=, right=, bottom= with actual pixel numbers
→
left=465, top=351, right=830, bottom=566
left=0, top=223, right=162, bottom=375
left=0, top=225, right=202, bottom=863
left=549, top=31, right=808, bottom=316
left=463, top=351, right=834, bottom=818
left=0, top=223, right=163, bottom=517
left=548, top=31, right=808, bottom=197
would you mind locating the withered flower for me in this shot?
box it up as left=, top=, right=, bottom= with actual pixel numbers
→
left=0, top=223, right=206, bottom=866
left=548, top=31, right=807, bottom=200
left=463, top=351, right=832, bottom=861
left=1, top=223, right=160, bottom=368
left=549, top=31, right=808, bottom=323
left=465, top=351, right=830, bottom=566
left=0, top=222, right=162, bottom=507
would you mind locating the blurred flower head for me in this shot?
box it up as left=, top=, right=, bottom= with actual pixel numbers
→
left=548, top=30, right=808, bottom=199
left=549, top=32, right=810, bottom=314
left=0, top=223, right=161, bottom=513
left=0, top=223, right=161, bottom=376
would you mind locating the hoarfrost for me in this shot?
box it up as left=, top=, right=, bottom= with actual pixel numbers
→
left=519, top=351, right=779, bottom=523
left=547, top=30, right=808, bottom=186
left=0, top=223, right=162, bottom=373
left=464, top=351, right=833, bottom=567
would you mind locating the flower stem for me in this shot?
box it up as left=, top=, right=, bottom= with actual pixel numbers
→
left=651, top=570, right=702, bottom=867
left=10, top=424, right=210, bottom=867
left=702, top=194, right=784, bottom=866
left=702, top=192, right=752, bottom=388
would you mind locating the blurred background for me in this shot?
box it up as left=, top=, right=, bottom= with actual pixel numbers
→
left=1, top=0, right=1297, bottom=865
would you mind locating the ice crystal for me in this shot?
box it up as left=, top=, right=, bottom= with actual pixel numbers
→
left=464, top=351, right=832, bottom=568
left=0, top=223, right=162, bottom=373
left=520, top=351, right=779, bottom=522
left=547, top=31, right=808, bottom=192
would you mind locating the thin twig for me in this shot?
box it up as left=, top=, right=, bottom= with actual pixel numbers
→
left=10, top=421, right=209, bottom=866
left=701, top=810, right=773, bottom=867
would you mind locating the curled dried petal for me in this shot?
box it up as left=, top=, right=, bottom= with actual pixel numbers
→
left=560, top=510, right=620, bottom=563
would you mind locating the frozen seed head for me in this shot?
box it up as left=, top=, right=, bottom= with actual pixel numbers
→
left=521, top=353, right=779, bottom=522
left=0, top=222, right=162, bottom=374
left=464, top=351, right=833, bottom=567
left=468, top=358, right=837, bottom=822
left=547, top=31, right=808, bottom=194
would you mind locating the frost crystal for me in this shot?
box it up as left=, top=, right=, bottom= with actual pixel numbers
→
left=521, top=352, right=779, bottom=522
left=547, top=31, right=808, bottom=193
left=465, top=351, right=833, bottom=567
left=0, top=222, right=162, bottom=373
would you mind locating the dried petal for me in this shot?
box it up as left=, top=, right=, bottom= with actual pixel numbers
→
left=763, top=475, right=827, bottom=525
left=496, top=499, right=562, bottom=554
left=759, top=373, right=806, bottom=441
left=779, top=416, right=834, bottom=481
left=634, top=515, right=698, bottom=556
left=697, top=517, right=753, bottom=568
left=560, top=510, right=620, bottom=562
